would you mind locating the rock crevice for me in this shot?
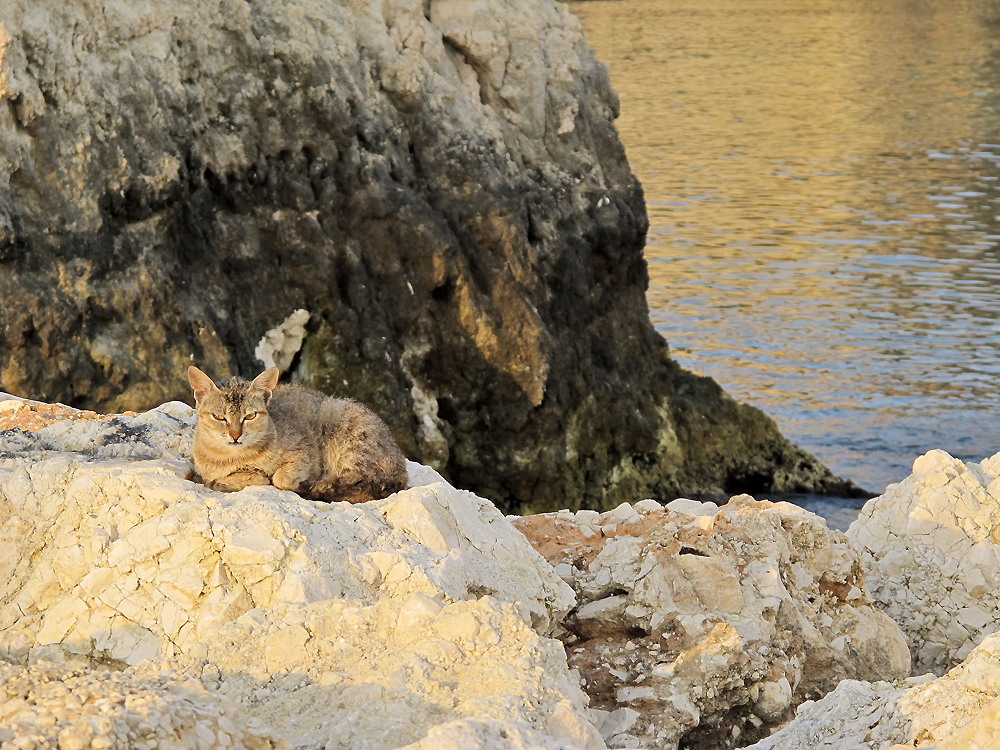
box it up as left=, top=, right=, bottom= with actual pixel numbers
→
left=513, top=495, right=909, bottom=749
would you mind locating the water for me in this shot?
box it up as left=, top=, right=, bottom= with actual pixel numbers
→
left=572, top=0, right=1000, bottom=504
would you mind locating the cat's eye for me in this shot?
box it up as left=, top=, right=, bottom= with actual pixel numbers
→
left=244, top=412, right=258, bottom=421
left=212, top=414, right=226, bottom=421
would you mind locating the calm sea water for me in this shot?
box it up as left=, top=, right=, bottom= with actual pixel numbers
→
left=573, top=0, right=1000, bottom=512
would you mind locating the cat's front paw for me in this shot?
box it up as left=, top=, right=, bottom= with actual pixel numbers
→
left=272, top=465, right=311, bottom=493
left=209, top=471, right=271, bottom=491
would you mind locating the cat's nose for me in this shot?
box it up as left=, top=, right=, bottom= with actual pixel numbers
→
left=228, top=425, right=243, bottom=441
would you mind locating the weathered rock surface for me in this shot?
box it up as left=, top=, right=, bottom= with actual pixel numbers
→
left=0, top=396, right=600, bottom=749
left=0, top=658, right=285, bottom=750
left=513, top=496, right=910, bottom=750
left=848, top=449, right=1000, bottom=676
left=747, top=630, right=1000, bottom=750
left=0, top=0, right=855, bottom=513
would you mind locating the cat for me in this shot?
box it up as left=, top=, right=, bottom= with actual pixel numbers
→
left=188, top=366, right=408, bottom=503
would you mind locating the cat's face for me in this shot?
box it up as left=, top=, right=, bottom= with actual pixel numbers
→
left=189, top=367, right=279, bottom=451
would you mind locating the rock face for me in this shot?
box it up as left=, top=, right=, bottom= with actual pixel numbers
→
left=0, top=0, right=853, bottom=513
left=0, top=659, right=285, bottom=750
left=0, top=396, right=599, bottom=749
left=747, top=631, right=1000, bottom=750
left=848, top=449, right=1000, bottom=676
left=512, top=496, right=910, bottom=750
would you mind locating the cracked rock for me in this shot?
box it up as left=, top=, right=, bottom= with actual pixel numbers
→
left=513, top=497, right=910, bottom=750
left=0, top=396, right=594, bottom=750
left=747, top=630, right=1000, bottom=750
left=849, top=448, right=1000, bottom=675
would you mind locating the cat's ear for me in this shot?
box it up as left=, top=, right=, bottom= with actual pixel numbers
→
left=188, top=366, right=218, bottom=404
left=252, top=367, right=280, bottom=402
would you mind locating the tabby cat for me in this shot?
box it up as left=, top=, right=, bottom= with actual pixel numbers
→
left=188, top=366, right=407, bottom=503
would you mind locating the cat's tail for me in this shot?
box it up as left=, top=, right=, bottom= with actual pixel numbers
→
left=304, top=476, right=407, bottom=504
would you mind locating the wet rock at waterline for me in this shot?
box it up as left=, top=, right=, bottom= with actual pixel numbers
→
left=0, top=0, right=856, bottom=513
left=513, top=496, right=909, bottom=749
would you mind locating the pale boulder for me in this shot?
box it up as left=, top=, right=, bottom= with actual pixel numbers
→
left=848, top=449, right=1000, bottom=674
left=747, top=631, right=1000, bottom=750
left=0, top=657, right=284, bottom=750
left=198, top=596, right=603, bottom=749
left=0, top=398, right=595, bottom=750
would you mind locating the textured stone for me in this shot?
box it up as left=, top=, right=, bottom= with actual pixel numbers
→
left=747, top=631, right=1000, bottom=750
left=514, top=496, right=910, bottom=750
left=0, top=658, right=284, bottom=750
left=1, top=0, right=857, bottom=513
left=254, top=309, right=310, bottom=373
left=0, top=400, right=593, bottom=749
left=848, top=449, right=1000, bottom=675
left=397, top=718, right=594, bottom=750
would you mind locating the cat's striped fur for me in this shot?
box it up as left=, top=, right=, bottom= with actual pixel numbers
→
left=188, top=366, right=407, bottom=503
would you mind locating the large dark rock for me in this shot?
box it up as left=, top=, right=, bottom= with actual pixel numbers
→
left=0, top=0, right=857, bottom=512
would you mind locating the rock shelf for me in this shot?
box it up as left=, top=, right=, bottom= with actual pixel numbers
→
left=4, top=393, right=998, bottom=749
left=0, top=396, right=592, bottom=749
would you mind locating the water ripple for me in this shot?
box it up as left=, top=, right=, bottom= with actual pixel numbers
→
left=574, top=0, right=1000, bottom=493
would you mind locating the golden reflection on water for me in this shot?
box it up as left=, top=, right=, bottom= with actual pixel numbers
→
left=573, top=0, right=1000, bottom=492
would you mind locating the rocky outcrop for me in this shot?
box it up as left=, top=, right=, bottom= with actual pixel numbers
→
left=0, top=659, right=285, bottom=750
left=770, top=449, right=1000, bottom=749
left=0, top=0, right=854, bottom=513
left=848, top=449, right=1000, bottom=675
left=0, top=395, right=598, bottom=749
left=513, top=496, right=910, bottom=749
left=746, top=631, right=1000, bottom=750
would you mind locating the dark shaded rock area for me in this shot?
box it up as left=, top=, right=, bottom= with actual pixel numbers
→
left=0, top=0, right=861, bottom=513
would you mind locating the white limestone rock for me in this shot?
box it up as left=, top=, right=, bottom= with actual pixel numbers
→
left=514, top=495, right=910, bottom=749
left=848, top=448, right=1000, bottom=675
left=747, top=630, right=1000, bottom=750
left=255, top=309, right=310, bottom=373
left=0, top=656, right=285, bottom=749
left=0, top=398, right=196, bottom=462
left=0, top=401, right=593, bottom=750
left=196, top=595, right=602, bottom=749
left=664, top=498, right=718, bottom=517
left=398, top=718, right=591, bottom=750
